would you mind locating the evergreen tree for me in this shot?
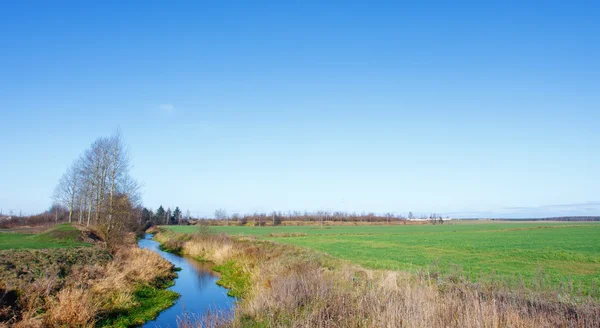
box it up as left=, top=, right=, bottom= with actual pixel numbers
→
left=141, top=207, right=153, bottom=226
left=155, top=206, right=165, bottom=225
left=171, top=207, right=181, bottom=225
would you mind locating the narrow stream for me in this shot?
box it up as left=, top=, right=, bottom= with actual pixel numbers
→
left=138, top=234, right=235, bottom=327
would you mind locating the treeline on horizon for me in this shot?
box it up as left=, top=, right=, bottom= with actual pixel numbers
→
left=140, top=208, right=448, bottom=226
left=489, top=216, right=600, bottom=221
left=4, top=208, right=599, bottom=230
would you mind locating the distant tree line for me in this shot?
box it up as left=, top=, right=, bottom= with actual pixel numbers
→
left=179, top=210, right=449, bottom=226
left=0, top=204, right=70, bottom=229
left=490, top=217, right=600, bottom=222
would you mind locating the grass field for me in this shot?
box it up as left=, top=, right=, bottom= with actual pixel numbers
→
left=165, top=222, right=600, bottom=296
left=0, top=223, right=91, bottom=250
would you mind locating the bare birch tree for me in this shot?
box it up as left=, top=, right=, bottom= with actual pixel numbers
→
left=53, top=130, right=141, bottom=245
left=53, top=160, right=80, bottom=223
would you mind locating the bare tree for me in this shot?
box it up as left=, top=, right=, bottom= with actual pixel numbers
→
left=53, top=160, right=80, bottom=223
left=53, top=131, right=141, bottom=245
left=385, top=212, right=394, bottom=224
left=214, top=208, right=228, bottom=225
left=106, top=131, right=131, bottom=239
left=80, top=144, right=100, bottom=226
left=231, top=213, right=240, bottom=225
left=78, top=137, right=111, bottom=226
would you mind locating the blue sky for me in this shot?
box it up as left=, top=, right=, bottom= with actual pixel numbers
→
left=1, top=1, right=599, bottom=218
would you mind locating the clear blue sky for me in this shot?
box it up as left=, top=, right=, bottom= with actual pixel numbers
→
left=1, top=1, right=599, bottom=218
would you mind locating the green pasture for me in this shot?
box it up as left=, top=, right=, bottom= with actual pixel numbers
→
left=166, top=222, right=600, bottom=296
left=0, top=223, right=91, bottom=250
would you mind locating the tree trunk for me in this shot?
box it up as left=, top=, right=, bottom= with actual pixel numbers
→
left=78, top=198, right=84, bottom=223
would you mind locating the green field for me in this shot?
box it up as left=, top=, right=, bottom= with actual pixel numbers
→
left=0, top=223, right=91, bottom=250
left=166, top=222, right=600, bottom=296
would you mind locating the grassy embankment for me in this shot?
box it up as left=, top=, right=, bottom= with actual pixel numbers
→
left=151, top=229, right=250, bottom=298
left=0, top=223, right=91, bottom=250
left=0, top=223, right=179, bottom=327
left=154, top=224, right=600, bottom=327
left=168, top=222, right=600, bottom=297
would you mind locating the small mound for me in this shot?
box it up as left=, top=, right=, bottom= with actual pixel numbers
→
left=20, top=223, right=102, bottom=248
left=44, top=229, right=82, bottom=241
left=35, top=223, right=85, bottom=242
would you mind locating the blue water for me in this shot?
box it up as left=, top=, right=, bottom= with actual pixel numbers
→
left=138, top=234, right=235, bottom=328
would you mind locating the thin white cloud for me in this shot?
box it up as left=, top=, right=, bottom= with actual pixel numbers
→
left=157, top=104, right=175, bottom=116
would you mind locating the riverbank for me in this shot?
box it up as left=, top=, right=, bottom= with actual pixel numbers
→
left=0, top=224, right=179, bottom=327
left=138, top=234, right=234, bottom=327
left=153, top=227, right=600, bottom=327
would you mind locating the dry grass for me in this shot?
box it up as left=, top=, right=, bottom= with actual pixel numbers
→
left=153, top=229, right=600, bottom=328
left=45, top=288, right=97, bottom=327
left=0, top=247, right=112, bottom=292
left=93, top=247, right=175, bottom=291
left=245, top=265, right=599, bottom=327
left=12, top=277, right=57, bottom=327
left=69, top=247, right=176, bottom=316
left=2, top=246, right=176, bottom=327
left=186, top=234, right=238, bottom=264
left=177, top=311, right=232, bottom=328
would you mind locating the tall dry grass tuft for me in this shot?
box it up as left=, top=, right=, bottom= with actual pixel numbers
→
left=96, top=247, right=174, bottom=289
left=177, top=311, right=232, bottom=328
left=157, top=229, right=600, bottom=328
left=184, top=233, right=238, bottom=264
left=243, top=264, right=600, bottom=327
left=81, top=247, right=176, bottom=314
left=14, top=277, right=57, bottom=326
left=45, top=288, right=97, bottom=327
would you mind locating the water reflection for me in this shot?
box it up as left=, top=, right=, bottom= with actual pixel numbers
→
left=138, top=234, right=235, bottom=327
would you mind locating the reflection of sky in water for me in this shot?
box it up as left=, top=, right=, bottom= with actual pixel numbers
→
left=139, top=234, right=235, bottom=328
